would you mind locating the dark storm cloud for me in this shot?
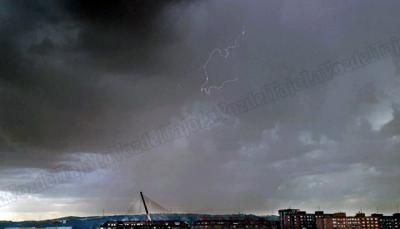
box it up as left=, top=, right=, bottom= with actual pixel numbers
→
left=0, top=0, right=69, bottom=167
left=2, top=0, right=400, bottom=219
left=0, top=0, right=191, bottom=169
left=63, top=0, right=187, bottom=75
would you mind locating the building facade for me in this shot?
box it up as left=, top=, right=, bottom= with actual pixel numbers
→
left=373, top=213, right=400, bottom=229
left=192, top=219, right=278, bottom=229
left=280, top=208, right=399, bottom=229
left=99, top=220, right=190, bottom=229
left=279, top=209, right=317, bottom=229
left=100, top=218, right=279, bottom=229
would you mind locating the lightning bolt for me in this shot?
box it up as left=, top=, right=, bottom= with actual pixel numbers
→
left=201, top=27, right=246, bottom=95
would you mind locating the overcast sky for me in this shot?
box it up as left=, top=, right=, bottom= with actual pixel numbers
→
left=1, top=0, right=400, bottom=221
